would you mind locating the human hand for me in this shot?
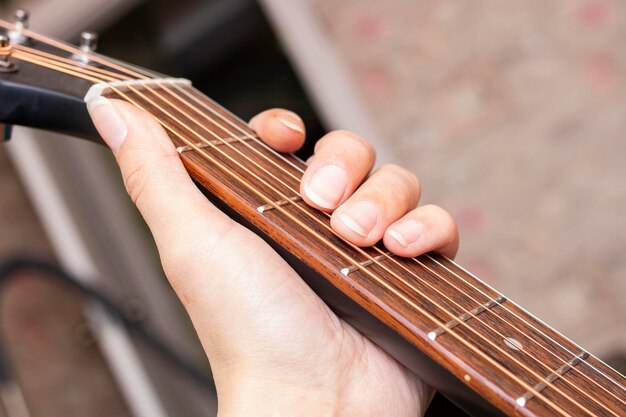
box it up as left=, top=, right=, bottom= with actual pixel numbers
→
left=87, top=99, right=459, bottom=417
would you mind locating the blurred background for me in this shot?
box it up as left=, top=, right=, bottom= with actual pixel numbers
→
left=0, top=0, right=624, bottom=416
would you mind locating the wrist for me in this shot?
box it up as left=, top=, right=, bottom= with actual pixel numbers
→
left=218, top=379, right=338, bottom=417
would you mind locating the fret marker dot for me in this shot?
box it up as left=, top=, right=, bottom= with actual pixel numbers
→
left=340, top=268, right=350, bottom=276
left=463, top=374, right=471, bottom=382
left=427, top=331, right=437, bottom=341
left=516, top=397, right=526, bottom=407
left=503, top=337, right=523, bottom=351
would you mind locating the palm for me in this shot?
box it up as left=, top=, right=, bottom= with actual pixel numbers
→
left=174, top=221, right=428, bottom=416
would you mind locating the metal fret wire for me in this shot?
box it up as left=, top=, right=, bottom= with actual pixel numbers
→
left=4, top=21, right=625, bottom=413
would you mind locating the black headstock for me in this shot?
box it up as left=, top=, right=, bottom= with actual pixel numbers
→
left=0, top=11, right=156, bottom=142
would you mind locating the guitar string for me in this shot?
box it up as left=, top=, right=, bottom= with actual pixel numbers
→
left=13, top=43, right=134, bottom=79
left=11, top=44, right=624, bottom=414
left=12, top=52, right=579, bottom=417
left=11, top=50, right=104, bottom=82
left=12, top=50, right=126, bottom=82
left=8, top=29, right=623, bottom=400
left=12, top=49, right=623, bottom=415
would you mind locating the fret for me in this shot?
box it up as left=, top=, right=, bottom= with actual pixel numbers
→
left=111, top=86, right=254, bottom=147
left=257, top=196, right=303, bottom=213
left=427, top=296, right=507, bottom=341
left=435, top=256, right=626, bottom=403
left=176, top=135, right=255, bottom=153
left=516, top=352, right=590, bottom=407
left=84, top=77, right=192, bottom=102
left=340, top=252, right=394, bottom=275
left=452, top=293, right=626, bottom=415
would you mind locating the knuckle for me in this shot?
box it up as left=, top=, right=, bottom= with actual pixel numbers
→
left=123, top=161, right=153, bottom=206
left=379, top=164, right=420, bottom=186
left=163, top=219, right=240, bottom=297
left=376, top=164, right=421, bottom=201
left=424, top=204, right=458, bottom=239
left=317, top=130, right=376, bottom=160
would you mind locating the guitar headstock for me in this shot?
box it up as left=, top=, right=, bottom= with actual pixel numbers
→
left=0, top=10, right=158, bottom=142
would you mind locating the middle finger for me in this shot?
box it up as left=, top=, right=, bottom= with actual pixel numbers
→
left=331, top=164, right=421, bottom=246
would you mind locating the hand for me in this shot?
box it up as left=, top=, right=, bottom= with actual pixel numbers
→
left=87, top=99, right=459, bottom=417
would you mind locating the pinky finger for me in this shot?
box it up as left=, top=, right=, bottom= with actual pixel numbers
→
left=383, top=204, right=459, bottom=259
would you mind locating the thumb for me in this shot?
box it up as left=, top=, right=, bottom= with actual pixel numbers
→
left=86, top=97, right=325, bottom=360
left=86, top=96, right=235, bottom=279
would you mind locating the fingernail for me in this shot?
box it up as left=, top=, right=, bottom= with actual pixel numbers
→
left=276, top=111, right=305, bottom=134
left=249, top=114, right=261, bottom=130
left=388, top=221, right=424, bottom=247
left=304, top=164, right=348, bottom=209
left=87, top=97, right=128, bottom=152
left=338, top=201, right=380, bottom=237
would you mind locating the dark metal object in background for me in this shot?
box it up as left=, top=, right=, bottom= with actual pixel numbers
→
left=97, top=0, right=325, bottom=158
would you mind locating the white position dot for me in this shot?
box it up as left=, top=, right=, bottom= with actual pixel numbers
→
left=503, top=337, right=523, bottom=351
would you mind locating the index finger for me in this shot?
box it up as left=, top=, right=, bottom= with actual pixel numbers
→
left=249, top=108, right=306, bottom=153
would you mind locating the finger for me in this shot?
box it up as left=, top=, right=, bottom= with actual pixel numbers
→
left=330, top=164, right=420, bottom=246
left=249, top=108, right=306, bottom=153
left=300, top=130, right=376, bottom=211
left=383, top=204, right=459, bottom=258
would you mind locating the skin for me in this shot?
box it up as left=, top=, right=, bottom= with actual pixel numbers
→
left=87, top=100, right=459, bottom=417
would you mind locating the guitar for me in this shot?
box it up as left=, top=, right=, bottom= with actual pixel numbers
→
left=1, top=16, right=625, bottom=417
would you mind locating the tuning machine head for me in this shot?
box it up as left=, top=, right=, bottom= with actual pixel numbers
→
left=8, top=9, right=30, bottom=44
left=14, top=9, right=29, bottom=30
left=71, top=31, right=98, bottom=64
left=79, top=31, right=98, bottom=53
left=0, top=34, right=17, bottom=73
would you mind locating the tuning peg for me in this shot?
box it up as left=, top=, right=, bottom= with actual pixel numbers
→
left=8, top=9, right=29, bottom=44
left=13, top=9, right=29, bottom=31
left=0, top=35, right=17, bottom=73
left=79, top=31, right=98, bottom=53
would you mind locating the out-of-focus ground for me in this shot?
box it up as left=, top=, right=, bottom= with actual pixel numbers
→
left=0, top=146, right=132, bottom=416
left=316, top=0, right=626, bottom=360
